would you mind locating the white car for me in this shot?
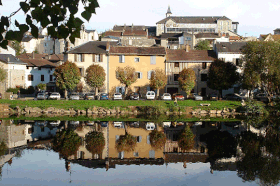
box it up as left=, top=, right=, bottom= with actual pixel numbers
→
left=161, top=93, right=172, bottom=101
left=192, top=93, right=203, bottom=100
left=163, top=121, right=171, bottom=128
left=69, top=92, right=80, bottom=100
left=49, top=120, right=61, bottom=126
left=146, top=122, right=155, bottom=130
left=114, top=122, right=124, bottom=128
left=146, top=91, right=156, bottom=100
left=48, top=92, right=61, bottom=100
left=113, top=93, right=123, bottom=100
left=37, top=93, right=48, bottom=100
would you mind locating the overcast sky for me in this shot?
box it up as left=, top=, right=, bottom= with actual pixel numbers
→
left=0, top=0, right=279, bottom=37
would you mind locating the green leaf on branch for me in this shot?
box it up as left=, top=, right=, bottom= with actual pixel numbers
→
left=20, top=2, right=30, bottom=13
left=81, top=10, right=92, bottom=21
left=1, top=16, right=9, bottom=27
left=31, top=25, right=39, bottom=38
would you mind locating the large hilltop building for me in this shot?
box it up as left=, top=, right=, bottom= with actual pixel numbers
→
left=156, top=6, right=239, bottom=36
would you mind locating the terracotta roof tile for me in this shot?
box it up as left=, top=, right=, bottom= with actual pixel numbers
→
left=122, top=30, right=147, bottom=36
left=109, top=46, right=166, bottom=55
left=19, top=58, right=57, bottom=68
left=157, top=16, right=231, bottom=24
left=272, top=35, right=280, bottom=41
left=68, top=41, right=118, bottom=54
left=166, top=49, right=216, bottom=62
left=104, top=31, right=122, bottom=37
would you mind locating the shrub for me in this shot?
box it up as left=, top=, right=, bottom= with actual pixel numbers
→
left=0, top=141, right=7, bottom=156
left=178, top=125, right=195, bottom=151
left=37, top=83, right=46, bottom=91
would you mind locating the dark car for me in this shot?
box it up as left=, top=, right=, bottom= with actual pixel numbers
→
left=208, top=93, right=218, bottom=101
left=130, top=92, right=139, bottom=100
left=172, top=93, right=185, bottom=100
left=100, top=121, right=108, bottom=127
left=100, top=93, right=109, bottom=100
left=84, top=93, right=95, bottom=100
left=223, top=93, right=243, bottom=101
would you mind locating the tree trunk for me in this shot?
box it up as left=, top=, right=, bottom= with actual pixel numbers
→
left=157, top=88, right=159, bottom=99
left=95, top=87, right=98, bottom=96
left=64, top=89, right=68, bottom=99
left=219, top=89, right=222, bottom=99
left=125, top=85, right=128, bottom=97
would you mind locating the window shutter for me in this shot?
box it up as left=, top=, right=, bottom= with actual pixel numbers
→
left=119, top=55, right=122, bottom=63
left=116, top=135, right=120, bottom=141
left=140, top=72, right=143, bottom=79
left=149, top=150, right=155, bottom=158
left=150, top=56, right=156, bottom=65
left=82, top=54, right=84, bottom=62
left=122, top=55, right=125, bottom=63
left=138, top=136, right=142, bottom=143
left=148, top=71, right=151, bottom=80
left=74, top=54, right=77, bottom=61
left=92, top=54, right=95, bottom=62
left=100, top=54, right=103, bottom=62
left=147, top=135, right=150, bottom=144
left=147, top=86, right=150, bottom=91
left=116, top=87, right=119, bottom=93
left=122, top=87, right=125, bottom=94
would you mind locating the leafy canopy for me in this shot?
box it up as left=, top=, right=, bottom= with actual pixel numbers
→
left=85, top=131, right=105, bottom=155
left=150, top=130, right=166, bottom=150
left=0, top=65, right=7, bottom=83
left=116, top=66, right=137, bottom=87
left=195, top=40, right=211, bottom=50
left=150, top=68, right=167, bottom=95
left=53, top=61, right=81, bottom=91
left=178, top=125, right=195, bottom=151
left=115, top=134, right=137, bottom=152
left=85, top=64, right=106, bottom=89
left=178, top=68, right=196, bottom=96
left=0, top=0, right=99, bottom=49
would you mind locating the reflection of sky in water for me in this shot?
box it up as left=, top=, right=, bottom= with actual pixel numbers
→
left=0, top=150, right=258, bottom=186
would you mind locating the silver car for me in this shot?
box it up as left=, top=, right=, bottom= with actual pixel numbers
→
left=48, top=92, right=61, bottom=100
left=69, top=92, right=80, bottom=100
left=113, top=93, right=123, bottom=100
left=37, top=93, right=48, bottom=100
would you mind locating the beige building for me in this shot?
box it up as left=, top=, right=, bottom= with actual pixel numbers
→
left=108, top=46, right=166, bottom=97
left=166, top=49, right=217, bottom=97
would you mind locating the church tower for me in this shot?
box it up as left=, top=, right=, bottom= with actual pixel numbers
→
left=166, top=5, right=172, bottom=17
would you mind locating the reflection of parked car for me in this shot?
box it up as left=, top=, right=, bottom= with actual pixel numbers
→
left=172, top=93, right=185, bottom=100
left=223, top=93, right=243, bottom=101
left=114, top=122, right=124, bottom=128
left=113, top=93, right=123, bottom=100
left=189, top=93, right=203, bottom=100
left=100, top=93, right=109, bottom=100
left=161, top=93, right=172, bottom=101
left=84, top=93, right=95, bottom=100
left=48, top=92, right=61, bottom=100
left=37, top=93, right=48, bottom=100
left=163, top=122, right=171, bottom=128
left=70, top=121, right=79, bottom=125
left=130, top=121, right=139, bottom=127
left=146, top=122, right=155, bottom=130
left=35, top=120, right=47, bottom=126
left=69, top=92, right=80, bottom=100
left=101, top=122, right=108, bottom=127
left=208, top=93, right=218, bottom=101
left=86, top=121, right=94, bottom=126
left=146, top=91, right=155, bottom=100
left=255, top=93, right=268, bottom=102
left=49, top=120, right=61, bottom=126
left=129, top=92, right=139, bottom=100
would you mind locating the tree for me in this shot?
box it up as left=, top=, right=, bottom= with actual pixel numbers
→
left=0, top=0, right=99, bottom=49
left=207, top=60, right=240, bottom=98
left=37, top=83, right=46, bottom=91
left=150, top=68, right=167, bottom=98
left=85, top=131, right=105, bottom=158
left=76, top=82, right=84, bottom=93
left=85, top=64, right=106, bottom=96
left=53, top=61, right=81, bottom=98
left=115, top=66, right=138, bottom=96
left=0, top=65, right=7, bottom=83
left=178, top=125, right=195, bottom=151
left=241, top=41, right=280, bottom=102
left=11, top=40, right=25, bottom=56
left=52, top=129, right=82, bottom=159
left=149, top=129, right=166, bottom=150
left=178, top=68, right=196, bottom=97
left=0, top=140, right=7, bottom=157
left=115, top=124, right=137, bottom=152
left=195, top=40, right=211, bottom=50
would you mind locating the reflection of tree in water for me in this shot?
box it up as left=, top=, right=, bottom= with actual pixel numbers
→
left=115, top=124, right=137, bottom=152
left=85, top=131, right=105, bottom=158
left=178, top=125, right=195, bottom=151
left=205, top=130, right=237, bottom=162
left=237, top=130, right=280, bottom=186
left=52, top=129, right=82, bottom=159
left=150, top=124, right=166, bottom=150
left=0, top=141, right=7, bottom=156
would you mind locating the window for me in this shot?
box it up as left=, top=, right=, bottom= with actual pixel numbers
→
left=201, top=74, right=207, bottom=81
left=136, top=72, right=142, bottom=79
left=38, top=67, right=41, bottom=70
left=41, top=75, right=44, bottom=81
left=147, top=135, right=150, bottom=144
left=148, top=70, right=154, bottom=80
left=119, top=55, right=125, bottom=63
left=134, top=152, right=139, bottom=157
left=44, top=43, right=48, bottom=47
left=28, top=74, right=33, bottom=81
left=75, top=54, right=84, bottom=62
left=50, top=75, right=53, bottom=82
left=22, top=76, right=24, bottom=80
left=79, top=68, right=84, bottom=76
left=236, top=58, right=240, bottom=66
left=137, top=136, right=142, bottom=143
left=174, top=74, right=179, bottom=81
left=134, top=57, right=140, bottom=62
left=26, top=66, right=29, bottom=69
left=96, top=54, right=103, bottom=62
left=202, top=62, right=207, bottom=69
left=174, top=62, right=179, bottom=67
left=149, top=150, right=155, bottom=158
left=150, top=56, right=156, bottom=65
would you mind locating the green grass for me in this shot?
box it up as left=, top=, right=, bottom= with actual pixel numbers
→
left=0, top=99, right=242, bottom=110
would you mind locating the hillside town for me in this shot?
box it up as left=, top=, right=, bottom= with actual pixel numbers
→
left=0, top=6, right=277, bottom=99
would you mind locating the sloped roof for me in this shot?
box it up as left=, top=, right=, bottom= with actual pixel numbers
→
left=215, top=42, right=247, bottom=53
left=272, top=35, right=280, bottom=41
left=17, top=53, right=47, bottom=59
left=122, top=30, right=147, bottom=36
left=164, top=153, right=208, bottom=163
left=46, top=54, right=64, bottom=61
left=0, top=54, right=25, bottom=64
left=20, top=58, right=57, bottom=68
left=104, top=31, right=122, bottom=37
left=166, top=49, right=216, bottom=62
left=195, top=33, right=221, bottom=38
left=68, top=41, right=118, bottom=54
left=160, top=33, right=183, bottom=39
left=113, top=25, right=146, bottom=31
left=109, top=46, right=166, bottom=56
left=229, top=36, right=241, bottom=41
left=157, top=16, right=231, bottom=24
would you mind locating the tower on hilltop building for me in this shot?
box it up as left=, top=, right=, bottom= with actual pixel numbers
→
left=166, top=5, right=172, bottom=17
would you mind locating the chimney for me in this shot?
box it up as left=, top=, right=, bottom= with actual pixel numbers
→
left=32, top=51, right=35, bottom=59
left=106, top=41, right=110, bottom=52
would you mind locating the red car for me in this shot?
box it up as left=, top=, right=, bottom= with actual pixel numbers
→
left=172, top=93, right=185, bottom=100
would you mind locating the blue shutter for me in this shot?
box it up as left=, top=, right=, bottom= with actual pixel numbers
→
left=116, top=135, right=120, bottom=141
left=147, top=86, right=150, bottom=91
left=122, top=87, right=125, bottom=94
left=147, top=135, right=150, bottom=144
left=116, top=87, right=119, bottom=93
left=149, top=150, right=155, bottom=158
left=119, top=55, right=122, bottom=63
left=150, top=56, right=156, bottom=65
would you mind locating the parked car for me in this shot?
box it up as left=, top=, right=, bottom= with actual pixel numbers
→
left=84, top=93, right=95, bottom=100
left=189, top=93, right=203, bottom=100
left=48, top=120, right=61, bottom=126
left=172, top=93, right=185, bottom=100
left=69, top=121, right=79, bottom=125
left=146, top=122, right=155, bottom=130
left=100, top=121, right=108, bottom=127
left=48, top=92, right=61, bottom=100
left=0, top=93, right=2, bottom=99
left=223, top=93, right=243, bottom=101
left=114, top=122, right=124, bottom=128
left=146, top=91, right=155, bottom=100
left=255, top=93, right=269, bottom=102
left=37, top=93, right=48, bottom=100
left=161, top=93, right=172, bottom=101
left=129, top=92, right=139, bottom=100
left=100, top=93, right=109, bottom=100
left=208, top=93, right=218, bottom=101
left=69, top=92, right=80, bottom=100
left=163, top=121, right=171, bottom=128
left=113, top=93, right=123, bottom=100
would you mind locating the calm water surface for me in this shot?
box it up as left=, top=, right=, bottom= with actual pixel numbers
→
left=0, top=119, right=277, bottom=186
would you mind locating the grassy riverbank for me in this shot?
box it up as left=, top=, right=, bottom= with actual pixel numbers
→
left=0, top=99, right=243, bottom=110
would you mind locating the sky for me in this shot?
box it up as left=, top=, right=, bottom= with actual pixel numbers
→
left=0, top=0, right=280, bottom=37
